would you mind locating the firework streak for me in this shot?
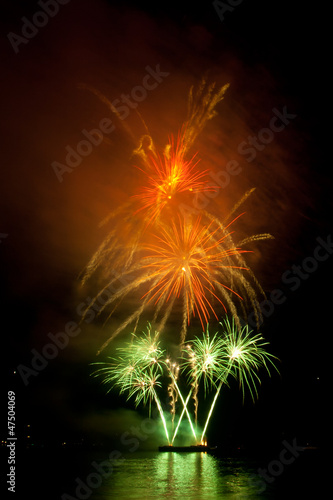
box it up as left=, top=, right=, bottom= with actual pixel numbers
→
left=92, top=321, right=278, bottom=444
left=81, top=80, right=273, bottom=352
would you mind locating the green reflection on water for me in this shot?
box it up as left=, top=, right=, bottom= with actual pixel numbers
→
left=155, top=452, right=221, bottom=497
left=100, top=452, right=263, bottom=499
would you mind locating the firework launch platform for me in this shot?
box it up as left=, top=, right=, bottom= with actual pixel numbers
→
left=158, top=445, right=216, bottom=453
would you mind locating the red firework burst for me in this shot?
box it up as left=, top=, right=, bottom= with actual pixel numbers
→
left=133, top=133, right=218, bottom=227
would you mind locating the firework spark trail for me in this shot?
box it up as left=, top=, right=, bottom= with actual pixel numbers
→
left=166, top=360, right=178, bottom=429
left=166, top=361, right=197, bottom=441
left=126, top=372, right=169, bottom=441
left=183, top=81, right=230, bottom=153
left=199, top=369, right=231, bottom=443
left=98, top=297, right=147, bottom=354
left=202, top=209, right=274, bottom=329
left=171, top=388, right=193, bottom=444
left=220, top=188, right=256, bottom=225
left=78, top=84, right=138, bottom=144
left=199, top=318, right=279, bottom=441
left=206, top=187, right=273, bottom=278
left=155, top=294, right=177, bottom=337
left=184, top=344, right=199, bottom=426
left=83, top=265, right=163, bottom=353
left=153, top=389, right=170, bottom=444
left=80, top=202, right=144, bottom=287
left=182, top=325, right=230, bottom=429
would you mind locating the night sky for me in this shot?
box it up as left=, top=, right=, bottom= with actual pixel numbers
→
left=1, top=0, right=330, bottom=453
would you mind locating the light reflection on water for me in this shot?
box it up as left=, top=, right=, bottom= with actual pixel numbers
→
left=93, top=451, right=268, bottom=499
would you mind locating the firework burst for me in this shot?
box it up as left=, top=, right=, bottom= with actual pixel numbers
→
left=92, top=324, right=170, bottom=440
left=82, top=207, right=270, bottom=353
left=142, top=214, right=258, bottom=341
left=93, top=319, right=279, bottom=445
left=219, top=316, right=279, bottom=401
left=80, top=79, right=230, bottom=280
left=198, top=318, right=279, bottom=441
left=80, top=79, right=273, bottom=354
left=92, top=325, right=164, bottom=388
left=133, top=133, right=219, bottom=228
left=182, top=325, right=228, bottom=395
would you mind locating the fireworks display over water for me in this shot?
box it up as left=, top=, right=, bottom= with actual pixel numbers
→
left=2, top=0, right=327, bottom=462
left=82, top=80, right=279, bottom=444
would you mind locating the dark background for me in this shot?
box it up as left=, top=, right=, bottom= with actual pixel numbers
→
left=1, top=0, right=329, bottom=466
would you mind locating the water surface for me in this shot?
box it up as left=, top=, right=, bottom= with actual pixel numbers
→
left=84, top=451, right=272, bottom=499
left=19, top=447, right=323, bottom=499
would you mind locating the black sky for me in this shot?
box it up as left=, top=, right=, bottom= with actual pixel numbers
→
left=1, top=0, right=330, bottom=450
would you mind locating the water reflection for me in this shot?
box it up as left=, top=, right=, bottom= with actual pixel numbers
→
left=99, top=451, right=266, bottom=499
left=155, top=452, right=223, bottom=498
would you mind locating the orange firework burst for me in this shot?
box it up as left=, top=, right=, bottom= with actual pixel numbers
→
left=81, top=206, right=271, bottom=353
left=133, top=133, right=218, bottom=227
left=142, top=215, right=249, bottom=337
